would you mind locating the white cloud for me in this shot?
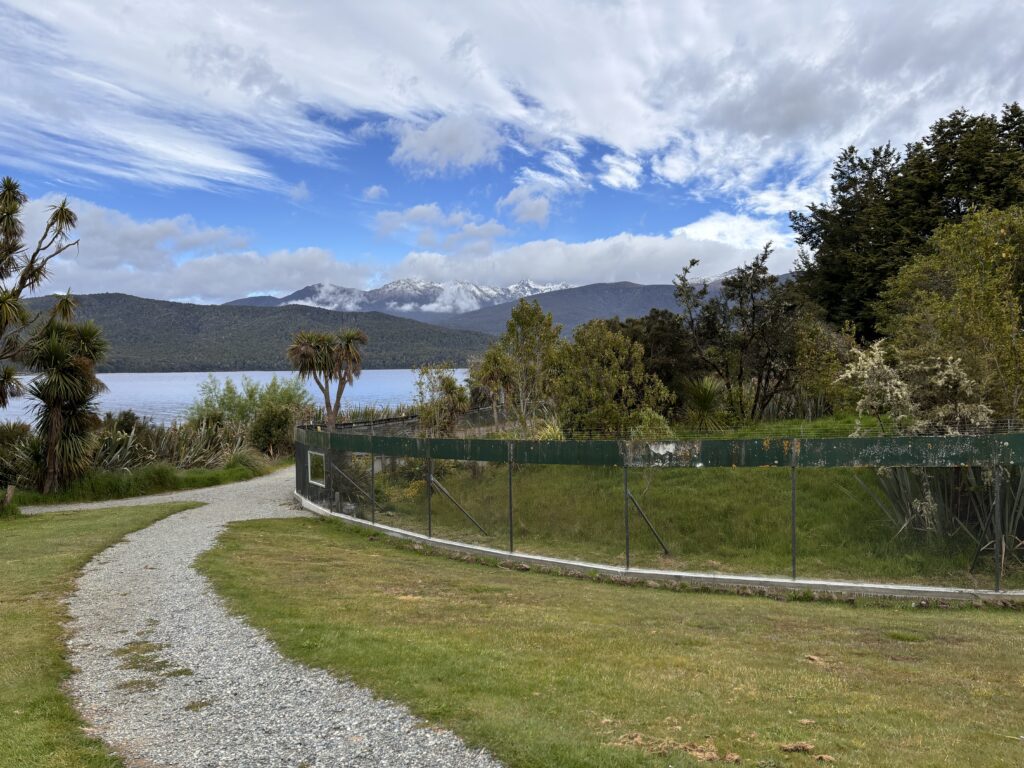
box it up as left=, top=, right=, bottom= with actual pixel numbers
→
left=390, top=114, right=503, bottom=174
left=288, top=180, right=311, bottom=202
left=496, top=186, right=550, bottom=225
left=497, top=148, right=589, bottom=225
left=375, top=202, right=506, bottom=255
left=597, top=153, right=643, bottom=190
left=375, top=203, right=466, bottom=235
left=673, top=212, right=793, bottom=253
left=743, top=173, right=831, bottom=216
left=395, top=225, right=796, bottom=287
left=21, top=195, right=369, bottom=303
left=7, top=0, right=1018, bottom=203
left=362, top=184, right=388, bottom=200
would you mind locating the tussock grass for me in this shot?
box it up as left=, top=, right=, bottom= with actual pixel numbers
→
left=0, top=502, right=198, bottom=768
left=13, top=457, right=287, bottom=507
left=200, top=518, right=1024, bottom=768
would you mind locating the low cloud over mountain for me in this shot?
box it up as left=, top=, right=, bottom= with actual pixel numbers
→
left=227, top=279, right=570, bottom=314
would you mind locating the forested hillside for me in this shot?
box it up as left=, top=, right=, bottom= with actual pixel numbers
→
left=24, top=294, right=494, bottom=372
left=439, top=282, right=679, bottom=335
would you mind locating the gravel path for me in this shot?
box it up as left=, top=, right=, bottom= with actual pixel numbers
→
left=47, top=469, right=502, bottom=768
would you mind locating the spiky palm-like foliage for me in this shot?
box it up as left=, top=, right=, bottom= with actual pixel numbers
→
left=1, top=177, right=81, bottom=410
left=21, top=300, right=108, bottom=493
left=683, top=375, right=726, bottom=432
left=468, top=345, right=510, bottom=428
left=286, top=327, right=368, bottom=429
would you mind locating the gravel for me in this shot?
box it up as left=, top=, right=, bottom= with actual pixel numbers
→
left=52, top=469, right=502, bottom=767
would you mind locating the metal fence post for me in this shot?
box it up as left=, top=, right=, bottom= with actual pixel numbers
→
left=369, top=444, right=376, bottom=525
left=623, top=462, right=631, bottom=570
left=426, top=443, right=433, bottom=538
left=790, top=444, right=798, bottom=580
left=993, top=463, right=1003, bottom=592
left=508, top=441, right=514, bottom=553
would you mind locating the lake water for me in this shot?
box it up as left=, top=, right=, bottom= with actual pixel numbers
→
left=0, top=369, right=439, bottom=425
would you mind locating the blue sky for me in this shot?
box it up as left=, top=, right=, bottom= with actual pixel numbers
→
left=2, top=0, right=1021, bottom=302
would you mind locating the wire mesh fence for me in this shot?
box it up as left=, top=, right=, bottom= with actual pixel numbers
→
left=295, top=419, right=1024, bottom=594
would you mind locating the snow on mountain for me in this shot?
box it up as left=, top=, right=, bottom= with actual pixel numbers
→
left=274, top=279, right=571, bottom=314
left=285, top=283, right=367, bottom=311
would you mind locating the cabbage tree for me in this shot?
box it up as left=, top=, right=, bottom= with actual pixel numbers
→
left=287, top=328, right=368, bottom=429
left=1, top=176, right=80, bottom=409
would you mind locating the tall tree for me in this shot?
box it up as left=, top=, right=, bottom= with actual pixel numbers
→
left=1, top=176, right=81, bottom=408
left=880, top=205, right=1024, bottom=418
left=467, top=345, right=510, bottom=428
left=286, top=328, right=368, bottom=429
left=793, top=103, right=1024, bottom=337
left=675, top=244, right=799, bottom=422
left=483, top=299, right=563, bottom=434
left=616, top=308, right=701, bottom=407
left=552, top=320, right=671, bottom=437
left=415, top=363, right=470, bottom=437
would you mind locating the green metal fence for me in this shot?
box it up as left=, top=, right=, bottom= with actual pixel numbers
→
left=299, top=429, right=1024, bottom=469
left=295, top=426, right=1024, bottom=594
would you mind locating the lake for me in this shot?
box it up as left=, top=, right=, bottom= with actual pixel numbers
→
left=0, top=369, right=442, bottom=425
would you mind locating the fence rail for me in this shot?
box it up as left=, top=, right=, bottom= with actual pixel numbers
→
left=298, top=427, right=1024, bottom=469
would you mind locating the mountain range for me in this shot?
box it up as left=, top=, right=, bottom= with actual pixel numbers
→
left=22, top=280, right=691, bottom=372
left=227, top=279, right=680, bottom=335
left=226, top=279, right=570, bottom=316
left=23, top=294, right=494, bottom=373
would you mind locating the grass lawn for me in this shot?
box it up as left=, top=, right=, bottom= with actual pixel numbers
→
left=201, top=517, right=1024, bottom=768
left=363, top=462, right=1019, bottom=590
left=0, top=502, right=198, bottom=768
left=12, top=458, right=290, bottom=507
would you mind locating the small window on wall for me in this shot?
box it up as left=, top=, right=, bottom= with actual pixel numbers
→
left=308, top=452, right=326, bottom=487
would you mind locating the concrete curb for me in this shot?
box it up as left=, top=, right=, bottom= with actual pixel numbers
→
left=295, top=492, right=1024, bottom=603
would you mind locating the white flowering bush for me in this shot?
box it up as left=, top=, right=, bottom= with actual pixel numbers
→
left=837, top=342, right=992, bottom=436
left=836, top=341, right=915, bottom=435
left=839, top=342, right=1001, bottom=543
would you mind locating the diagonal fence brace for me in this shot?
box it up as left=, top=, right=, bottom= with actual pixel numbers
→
left=627, top=490, right=670, bottom=555
left=430, top=475, right=490, bottom=536
left=332, top=462, right=384, bottom=514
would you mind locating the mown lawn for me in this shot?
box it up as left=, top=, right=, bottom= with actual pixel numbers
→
left=200, top=517, right=1024, bottom=768
left=0, top=502, right=198, bottom=768
left=366, top=462, right=1019, bottom=590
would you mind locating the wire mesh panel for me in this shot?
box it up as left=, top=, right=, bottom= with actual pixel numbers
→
left=790, top=465, right=1024, bottom=591
left=371, top=452, right=430, bottom=536
left=509, top=463, right=629, bottom=567
left=421, top=458, right=507, bottom=547
left=294, top=426, right=1024, bottom=591
left=330, top=451, right=375, bottom=519
left=624, top=466, right=789, bottom=576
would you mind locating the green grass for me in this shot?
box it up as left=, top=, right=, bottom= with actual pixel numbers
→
left=672, top=412, right=864, bottom=439
left=12, top=458, right=289, bottom=507
left=0, top=501, right=198, bottom=768
left=366, top=462, right=1020, bottom=590
left=200, top=518, right=1024, bottom=768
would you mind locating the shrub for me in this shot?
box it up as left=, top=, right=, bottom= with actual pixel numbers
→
left=250, top=403, right=295, bottom=457
left=630, top=408, right=673, bottom=440
left=415, top=364, right=470, bottom=437
left=533, top=421, right=565, bottom=441
left=186, top=375, right=313, bottom=427
left=0, top=422, right=30, bottom=488
left=225, top=446, right=270, bottom=474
